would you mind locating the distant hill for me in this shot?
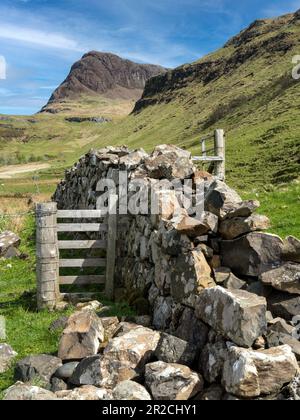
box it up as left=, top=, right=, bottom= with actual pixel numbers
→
left=41, top=52, right=167, bottom=114
left=1, top=10, right=300, bottom=193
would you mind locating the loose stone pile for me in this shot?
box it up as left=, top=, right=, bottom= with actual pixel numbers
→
left=3, top=144, right=299, bottom=400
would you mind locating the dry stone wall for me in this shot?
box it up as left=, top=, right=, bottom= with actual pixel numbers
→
left=51, top=144, right=300, bottom=400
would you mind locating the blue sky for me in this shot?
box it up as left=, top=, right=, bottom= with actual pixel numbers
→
left=0, top=0, right=299, bottom=115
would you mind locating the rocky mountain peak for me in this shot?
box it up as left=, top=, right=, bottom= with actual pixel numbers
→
left=42, top=51, right=167, bottom=112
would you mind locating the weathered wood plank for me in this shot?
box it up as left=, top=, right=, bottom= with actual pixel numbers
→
left=105, top=197, right=117, bottom=300
left=215, top=129, right=225, bottom=181
left=57, top=210, right=104, bottom=219
left=57, top=223, right=107, bottom=232
left=59, top=258, right=106, bottom=268
left=59, top=275, right=106, bottom=285
left=193, top=156, right=223, bottom=162
left=58, top=240, right=107, bottom=249
left=36, top=202, right=60, bottom=311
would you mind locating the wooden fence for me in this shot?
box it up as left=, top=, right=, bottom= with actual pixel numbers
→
left=36, top=203, right=116, bottom=310
left=193, top=129, right=225, bottom=181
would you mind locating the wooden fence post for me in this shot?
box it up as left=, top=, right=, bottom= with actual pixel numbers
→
left=214, top=129, right=225, bottom=181
left=105, top=195, right=117, bottom=301
left=36, top=202, right=60, bottom=311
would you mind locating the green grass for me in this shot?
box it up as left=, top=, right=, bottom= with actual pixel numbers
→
left=0, top=215, right=135, bottom=399
left=241, top=181, right=300, bottom=238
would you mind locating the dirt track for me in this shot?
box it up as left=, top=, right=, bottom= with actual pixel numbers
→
left=0, top=163, right=50, bottom=179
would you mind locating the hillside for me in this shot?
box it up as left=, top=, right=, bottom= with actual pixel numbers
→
left=0, top=11, right=299, bottom=219
left=41, top=52, right=167, bottom=114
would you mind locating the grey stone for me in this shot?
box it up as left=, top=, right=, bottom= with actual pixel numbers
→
left=214, top=267, right=246, bottom=290
left=152, top=296, right=174, bottom=331
left=170, top=248, right=215, bottom=308
left=0, top=231, right=21, bottom=257
left=58, top=310, right=105, bottom=360
left=50, top=377, right=68, bottom=392
left=260, top=262, right=300, bottom=295
left=54, top=362, right=79, bottom=380
left=266, top=331, right=300, bottom=360
left=119, top=149, right=148, bottom=170
left=219, top=214, right=270, bottom=240
left=145, top=361, right=203, bottom=400
left=195, top=286, right=267, bottom=347
left=113, top=380, right=152, bottom=400
left=175, top=307, right=209, bottom=350
left=204, top=181, right=242, bottom=220
left=15, top=355, right=62, bottom=387
left=155, top=333, right=198, bottom=367
left=282, top=236, right=300, bottom=263
left=4, top=382, right=57, bottom=400
left=220, top=233, right=283, bottom=277
left=224, top=200, right=260, bottom=219
left=268, top=293, right=300, bottom=321
left=199, top=338, right=228, bottom=383
left=145, top=145, right=194, bottom=180
left=222, top=345, right=299, bottom=398
left=56, top=385, right=112, bottom=400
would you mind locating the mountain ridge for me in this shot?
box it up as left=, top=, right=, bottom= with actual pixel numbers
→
left=41, top=52, right=167, bottom=113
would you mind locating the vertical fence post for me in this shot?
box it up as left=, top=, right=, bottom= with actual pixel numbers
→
left=36, top=202, right=60, bottom=311
left=105, top=195, right=117, bottom=301
left=214, top=129, right=225, bottom=181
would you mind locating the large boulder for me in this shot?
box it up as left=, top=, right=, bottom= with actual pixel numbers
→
left=145, top=361, right=203, bottom=400
left=220, top=233, right=283, bottom=277
left=219, top=215, right=270, bottom=240
left=144, top=145, right=194, bottom=180
left=171, top=248, right=215, bottom=308
left=171, top=212, right=218, bottom=238
left=204, top=181, right=242, bottom=220
left=112, top=380, right=152, bottom=400
left=195, top=286, right=267, bottom=347
left=58, top=310, right=105, bottom=360
left=71, top=326, right=160, bottom=389
left=14, top=355, right=62, bottom=387
left=222, top=345, right=299, bottom=398
left=282, top=236, right=300, bottom=263
left=260, top=263, right=300, bottom=295
left=155, top=333, right=198, bottom=367
left=0, top=231, right=21, bottom=258
left=0, top=343, right=17, bottom=374
left=4, top=382, right=57, bottom=400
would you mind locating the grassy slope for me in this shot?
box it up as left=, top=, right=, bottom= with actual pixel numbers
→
left=0, top=12, right=299, bottom=238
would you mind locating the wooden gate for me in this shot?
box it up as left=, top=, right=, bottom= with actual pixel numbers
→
left=36, top=203, right=117, bottom=310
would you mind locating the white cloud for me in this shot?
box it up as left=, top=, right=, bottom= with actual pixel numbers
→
left=0, top=24, right=82, bottom=51
left=0, top=56, right=7, bottom=80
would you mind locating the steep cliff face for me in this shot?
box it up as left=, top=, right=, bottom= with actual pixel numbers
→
left=42, top=52, right=167, bottom=112
left=134, top=12, right=299, bottom=112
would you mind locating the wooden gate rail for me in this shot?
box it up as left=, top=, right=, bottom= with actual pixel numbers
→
left=193, top=129, right=226, bottom=181
left=36, top=203, right=116, bottom=310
